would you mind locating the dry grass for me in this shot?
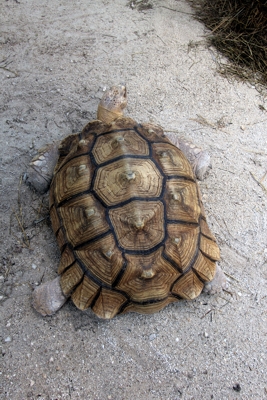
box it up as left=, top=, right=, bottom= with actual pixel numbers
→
left=190, top=0, right=267, bottom=85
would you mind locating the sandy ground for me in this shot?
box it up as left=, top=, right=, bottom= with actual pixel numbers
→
left=1, top=0, right=267, bottom=399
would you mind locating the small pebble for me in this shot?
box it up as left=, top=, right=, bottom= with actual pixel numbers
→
left=149, top=333, right=157, bottom=341
left=32, top=263, right=37, bottom=270
left=49, top=357, right=54, bottom=362
left=233, top=383, right=241, bottom=392
left=5, top=336, right=12, bottom=342
left=30, top=380, right=35, bottom=387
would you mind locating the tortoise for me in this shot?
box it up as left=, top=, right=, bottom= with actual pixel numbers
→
left=26, top=85, right=226, bottom=319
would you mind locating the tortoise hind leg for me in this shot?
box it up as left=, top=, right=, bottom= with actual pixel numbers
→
left=32, top=276, right=68, bottom=316
left=203, top=265, right=228, bottom=295
left=165, top=132, right=211, bottom=180
left=25, top=142, right=60, bottom=193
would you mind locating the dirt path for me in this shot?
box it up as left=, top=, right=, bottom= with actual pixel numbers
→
left=1, top=1, right=267, bottom=399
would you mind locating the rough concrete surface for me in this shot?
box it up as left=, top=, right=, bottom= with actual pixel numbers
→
left=1, top=1, right=267, bottom=399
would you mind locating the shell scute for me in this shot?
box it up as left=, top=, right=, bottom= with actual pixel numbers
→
left=115, top=248, right=180, bottom=302
left=165, top=224, right=200, bottom=272
left=54, top=155, right=93, bottom=204
left=58, top=194, right=109, bottom=247
left=109, top=200, right=165, bottom=251
left=92, top=288, right=128, bottom=319
left=93, top=158, right=163, bottom=206
left=92, top=129, right=149, bottom=164
left=71, top=275, right=100, bottom=310
left=75, top=234, right=124, bottom=286
left=60, top=262, right=84, bottom=296
left=172, top=269, right=204, bottom=300
left=164, top=179, right=201, bottom=223
left=152, top=142, right=195, bottom=179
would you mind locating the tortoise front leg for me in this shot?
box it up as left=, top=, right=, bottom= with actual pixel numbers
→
left=165, top=132, right=211, bottom=180
left=25, top=142, right=60, bottom=193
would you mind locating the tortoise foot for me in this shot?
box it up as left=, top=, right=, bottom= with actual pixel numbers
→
left=32, top=276, right=67, bottom=316
left=203, top=265, right=228, bottom=295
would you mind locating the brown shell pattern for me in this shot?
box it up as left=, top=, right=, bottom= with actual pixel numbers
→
left=49, top=117, right=220, bottom=319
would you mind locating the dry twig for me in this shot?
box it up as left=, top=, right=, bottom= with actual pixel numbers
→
left=0, top=57, right=19, bottom=77
left=250, top=171, right=267, bottom=195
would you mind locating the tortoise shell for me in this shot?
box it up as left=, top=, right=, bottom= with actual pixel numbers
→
left=49, top=116, right=220, bottom=319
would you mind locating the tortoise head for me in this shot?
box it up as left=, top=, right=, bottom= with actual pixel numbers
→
left=97, top=85, right=127, bottom=123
